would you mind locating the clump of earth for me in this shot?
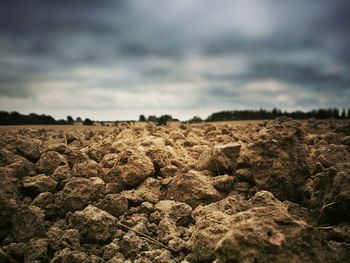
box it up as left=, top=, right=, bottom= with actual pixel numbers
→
left=0, top=118, right=350, bottom=262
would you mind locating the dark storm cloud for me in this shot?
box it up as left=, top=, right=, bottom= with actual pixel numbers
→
left=0, top=0, right=126, bottom=34
left=0, top=0, right=349, bottom=120
left=249, top=62, right=350, bottom=88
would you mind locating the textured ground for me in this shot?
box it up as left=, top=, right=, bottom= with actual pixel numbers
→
left=0, top=118, right=350, bottom=263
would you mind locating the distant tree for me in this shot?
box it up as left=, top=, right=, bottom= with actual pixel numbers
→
left=348, top=108, right=350, bottom=119
left=340, top=109, right=347, bottom=119
left=67, top=116, right=74, bottom=124
left=188, top=116, right=203, bottom=123
left=10, top=111, right=21, bottom=123
left=147, top=115, right=157, bottom=122
left=56, top=119, right=67, bottom=124
left=0, top=111, right=10, bottom=125
left=0, top=111, right=57, bottom=125
left=83, top=118, right=93, bottom=125
left=76, top=117, right=83, bottom=122
left=29, top=113, right=39, bottom=119
left=139, top=114, right=146, bottom=122
left=40, top=114, right=56, bottom=124
left=332, top=108, right=340, bottom=118
left=271, top=108, right=278, bottom=116
left=157, top=115, right=172, bottom=126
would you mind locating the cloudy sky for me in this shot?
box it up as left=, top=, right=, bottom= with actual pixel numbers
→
left=1, top=0, right=349, bottom=120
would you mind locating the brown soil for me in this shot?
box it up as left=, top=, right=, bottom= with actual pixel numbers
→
left=0, top=118, right=349, bottom=262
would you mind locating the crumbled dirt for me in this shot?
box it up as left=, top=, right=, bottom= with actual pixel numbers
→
left=1, top=118, right=350, bottom=262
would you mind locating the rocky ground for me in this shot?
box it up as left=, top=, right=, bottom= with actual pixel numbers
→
left=0, top=118, right=350, bottom=263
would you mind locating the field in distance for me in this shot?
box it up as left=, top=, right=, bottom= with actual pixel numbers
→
left=0, top=120, right=264, bottom=130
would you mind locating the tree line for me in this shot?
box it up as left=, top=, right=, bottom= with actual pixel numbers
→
left=0, top=111, right=93, bottom=125
left=1, top=108, right=349, bottom=125
left=204, top=108, right=350, bottom=122
left=138, top=114, right=179, bottom=126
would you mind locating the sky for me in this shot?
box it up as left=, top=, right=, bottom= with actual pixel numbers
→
left=0, top=0, right=349, bottom=121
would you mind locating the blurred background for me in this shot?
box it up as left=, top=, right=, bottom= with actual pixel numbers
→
left=0, top=0, right=349, bottom=121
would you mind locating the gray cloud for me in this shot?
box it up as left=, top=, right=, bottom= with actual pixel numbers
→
left=248, top=62, right=350, bottom=88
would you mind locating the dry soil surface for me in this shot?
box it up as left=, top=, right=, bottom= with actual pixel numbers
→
left=0, top=118, right=350, bottom=262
